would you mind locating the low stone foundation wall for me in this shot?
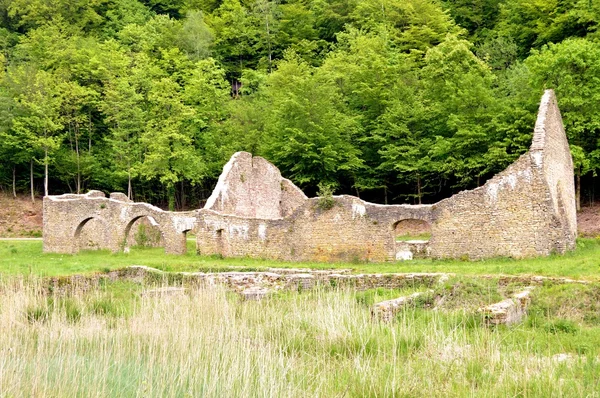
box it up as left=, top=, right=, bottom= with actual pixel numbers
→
left=372, top=290, right=433, bottom=322
left=478, top=287, right=535, bottom=325
left=118, top=266, right=449, bottom=292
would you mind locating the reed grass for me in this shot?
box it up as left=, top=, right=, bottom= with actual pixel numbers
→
left=0, top=278, right=598, bottom=397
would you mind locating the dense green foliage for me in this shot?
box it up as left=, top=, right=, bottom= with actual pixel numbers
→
left=1, top=0, right=600, bottom=207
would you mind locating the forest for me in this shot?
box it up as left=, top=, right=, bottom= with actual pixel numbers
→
left=0, top=0, right=599, bottom=210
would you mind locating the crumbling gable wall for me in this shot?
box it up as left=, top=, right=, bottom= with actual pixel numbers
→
left=43, top=191, right=196, bottom=254
left=429, top=90, right=577, bottom=259
left=203, top=152, right=307, bottom=219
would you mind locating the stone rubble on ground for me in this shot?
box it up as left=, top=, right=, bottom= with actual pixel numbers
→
left=478, top=286, right=535, bottom=325
left=240, top=286, right=270, bottom=301
left=116, top=266, right=452, bottom=300
left=372, top=290, right=433, bottom=322
left=141, top=287, right=186, bottom=297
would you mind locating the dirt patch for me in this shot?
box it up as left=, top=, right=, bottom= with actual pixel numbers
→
left=0, top=194, right=43, bottom=237
left=577, top=203, right=600, bottom=237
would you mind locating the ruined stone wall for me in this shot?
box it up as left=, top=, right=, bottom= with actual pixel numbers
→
left=430, top=155, right=551, bottom=259
left=44, top=90, right=576, bottom=263
left=197, top=195, right=433, bottom=262
left=430, top=90, right=576, bottom=259
left=203, top=152, right=307, bottom=219
left=196, top=210, right=290, bottom=260
left=285, top=197, right=433, bottom=262
left=43, top=191, right=196, bottom=254
left=531, top=91, right=577, bottom=250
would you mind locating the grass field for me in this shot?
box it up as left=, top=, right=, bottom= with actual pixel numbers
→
left=1, top=239, right=600, bottom=396
left=0, top=276, right=599, bottom=397
left=1, top=238, right=600, bottom=279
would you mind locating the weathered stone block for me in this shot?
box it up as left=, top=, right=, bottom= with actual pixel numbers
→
left=372, top=290, right=432, bottom=322
left=479, top=287, right=535, bottom=326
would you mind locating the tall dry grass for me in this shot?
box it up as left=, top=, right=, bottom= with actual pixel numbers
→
left=0, top=279, right=598, bottom=397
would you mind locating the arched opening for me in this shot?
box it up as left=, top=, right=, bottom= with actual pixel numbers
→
left=123, top=215, right=165, bottom=253
left=75, top=217, right=110, bottom=251
left=393, top=219, right=431, bottom=242
left=183, top=229, right=195, bottom=254
left=393, top=219, right=431, bottom=261
left=215, top=229, right=228, bottom=257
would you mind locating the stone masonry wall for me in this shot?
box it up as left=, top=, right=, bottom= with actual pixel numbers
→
left=45, top=90, right=576, bottom=262
left=195, top=90, right=576, bottom=262
left=429, top=90, right=576, bottom=259
left=197, top=196, right=433, bottom=262
left=43, top=191, right=196, bottom=254
left=532, top=91, right=577, bottom=250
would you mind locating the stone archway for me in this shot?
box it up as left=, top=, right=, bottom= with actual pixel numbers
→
left=123, top=215, right=165, bottom=252
left=74, top=217, right=110, bottom=252
left=215, top=229, right=228, bottom=257
left=392, top=219, right=432, bottom=241
left=181, top=228, right=194, bottom=254
left=392, top=219, right=432, bottom=261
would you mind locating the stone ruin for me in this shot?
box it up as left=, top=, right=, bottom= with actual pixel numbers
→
left=43, top=90, right=577, bottom=261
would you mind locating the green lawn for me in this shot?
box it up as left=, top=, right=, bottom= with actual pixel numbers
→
left=1, top=238, right=600, bottom=279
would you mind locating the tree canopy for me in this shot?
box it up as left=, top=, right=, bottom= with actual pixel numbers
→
left=0, top=0, right=598, bottom=208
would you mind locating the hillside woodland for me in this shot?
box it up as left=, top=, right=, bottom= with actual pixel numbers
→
left=1, top=0, right=599, bottom=209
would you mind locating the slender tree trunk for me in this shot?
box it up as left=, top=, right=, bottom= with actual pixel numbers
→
left=264, top=11, right=272, bottom=73
left=88, top=109, right=92, bottom=152
left=590, top=173, right=596, bottom=207
left=68, top=123, right=74, bottom=150
left=417, top=174, right=422, bottom=205
left=576, top=170, right=581, bottom=212
left=12, top=166, right=16, bottom=198
left=181, top=180, right=185, bottom=210
left=128, top=169, right=132, bottom=200
left=44, top=147, right=49, bottom=197
left=75, top=129, right=81, bottom=194
left=384, top=186, right=388, bottom=205
left=168, top=185, right=175, bottom=211
left=30, top=159, right=34, bottom=203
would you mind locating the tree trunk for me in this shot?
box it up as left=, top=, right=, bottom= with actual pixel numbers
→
left=265, top=12, right=272, bottom=73
left=181, top=180, right=185, bottom=210
left=128, top=170, right=132, bottom=200
left=168, top=185, right=175, bottom=211
left=44, top=147, right=49, bottom=197
left=576, top=170, right=581, bottom=212
left=88, top=109, right=92, bottom=152
left=75, top=129, right=81, bottom=194
left=30, top=159, right=34, bottom=203
left=12, top=166, right=16, bottom=198
left=591, top=174, right=595, bottom=207
left=384, top=186, right=388, bottom=205
left=417, top=174, right=422, bottom=205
